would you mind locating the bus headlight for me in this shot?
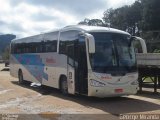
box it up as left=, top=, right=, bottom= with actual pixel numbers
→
left=131, top=80, right=138, bottom=85
left=90, top=79, right=105, bottom=87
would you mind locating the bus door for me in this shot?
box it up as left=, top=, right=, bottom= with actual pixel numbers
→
left=67, top=44, right=76, bottom=94
left=67, top=39, right=88, bottom=95
left=76, top=36, right=88, bottom=94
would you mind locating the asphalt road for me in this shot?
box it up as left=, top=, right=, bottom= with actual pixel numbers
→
left=0, top=64, right=160, bottom=120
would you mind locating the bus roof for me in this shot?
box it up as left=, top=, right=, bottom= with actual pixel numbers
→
left=62, top=25, right=130, bottom=35
left=12, top=25, right=130, bottom=43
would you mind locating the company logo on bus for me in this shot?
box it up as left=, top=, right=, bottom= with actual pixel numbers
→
left=46, top=58, right=56, bottom=64
left=101, top=76, right=112, bottom=80
left=94, top=73, right=112, bottom=80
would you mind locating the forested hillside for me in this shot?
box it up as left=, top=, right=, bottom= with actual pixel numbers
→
left=0, top=34, right=16, bottom=57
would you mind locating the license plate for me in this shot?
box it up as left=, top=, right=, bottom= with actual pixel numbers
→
left=115, top=89, right=123, bottom=93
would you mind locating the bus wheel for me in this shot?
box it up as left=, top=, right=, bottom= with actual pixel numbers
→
left=60, top=77, right=68, bottom=95
left=18, top=70, right=24, bottom=84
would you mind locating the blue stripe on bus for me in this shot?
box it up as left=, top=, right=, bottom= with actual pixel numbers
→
left=14, top=54, right=48, bottom=82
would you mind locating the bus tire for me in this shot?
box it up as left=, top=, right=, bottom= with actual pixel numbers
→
left=18, top=70, right=24, bottom=84
left=60, top=76, right=68, bottom=95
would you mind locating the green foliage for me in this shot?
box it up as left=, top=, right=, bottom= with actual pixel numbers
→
left=103, top=1, right=142, bottom=31
left=78, top=18, right=107, bottom=27
left=153, top=49, right=160, bottom=53
left=103, top=0, right=160, bottom=32
left=2, top=46, right=10, bottom=60
left=141, top=0, right=160, bottom=31
left=0, top=34, right=16, bottom=56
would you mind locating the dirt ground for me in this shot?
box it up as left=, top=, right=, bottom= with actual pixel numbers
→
left=0, top=63, right=160, bottom=120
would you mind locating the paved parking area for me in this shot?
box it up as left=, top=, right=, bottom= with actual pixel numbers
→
left=0, top=64, right=159, bottom=120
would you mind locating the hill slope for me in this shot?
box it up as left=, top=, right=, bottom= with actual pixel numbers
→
left=0, top=34, right=16, bottom=56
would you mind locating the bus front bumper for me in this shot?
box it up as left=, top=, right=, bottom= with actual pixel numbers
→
left=88, top=85, right=138, bottom=98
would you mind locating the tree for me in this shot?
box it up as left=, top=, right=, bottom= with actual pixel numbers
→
left=78, top=18, right=90, bottom=25
left=2, top=46, right=10, bottom=61
left=141, top=0, right=160, bottom=31
left=78, top=18, right=106, bottom=27
left=103, top=0, right=142, bottom=34
left=0, top=34, right=16, bottom=55
left=103, top=6, right=129, bottom=30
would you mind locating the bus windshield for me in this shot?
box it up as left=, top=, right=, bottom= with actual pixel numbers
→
left=89, top=32, right=136, bottom=75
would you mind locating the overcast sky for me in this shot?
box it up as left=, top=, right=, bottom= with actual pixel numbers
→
left=0, top=0, right=135, bottom=37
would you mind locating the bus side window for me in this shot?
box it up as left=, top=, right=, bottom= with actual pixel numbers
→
left=11, top=43, right=15, bottom=54
left=59, top=41, right=67, bottom=54
left=44, top=40, right=57, bottom=52
left=67, top=45, right=75, bottom=66
left=59, top=30, right=79, bottom=54
left=16, top=44, right=21, bottom=54
left=43, top=31, right=58, bottom=53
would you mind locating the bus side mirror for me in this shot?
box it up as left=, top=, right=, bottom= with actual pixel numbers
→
left=131, top=36, right=147, bottom=53
left=129, top=37, right=134, bottom=47
left=86, top=34, right=95, bottom=53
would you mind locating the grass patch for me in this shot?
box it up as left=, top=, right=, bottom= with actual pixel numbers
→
left=142, top=77, right=154, bottom=82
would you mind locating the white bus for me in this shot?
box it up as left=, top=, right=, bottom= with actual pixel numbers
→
left=10, top=25, right=138, bottom=97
